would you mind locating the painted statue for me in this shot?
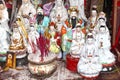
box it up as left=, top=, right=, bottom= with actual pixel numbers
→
left=36, top=6, right=50, bottom=34
left=69, top=0, right=87, bottom=21
left=77, top=32, right=102, bottom=78
left=87, top=6, right=98, bottom=32
left=44, top=22, right=61, bottom=58
left=96, top=25, right=115, bottom=71
left=17, top=0, right=36, bottom=31
left=70, top=23, right=85, bottom=58
left=9, top=23, right=25, bottom=50
left=68, top=7, right=84, bottom=29
left=61, top=20, right=72, bottom=60
left=50, top=0, right=68, bottom=23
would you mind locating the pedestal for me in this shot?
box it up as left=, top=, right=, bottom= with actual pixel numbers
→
left=9, top=48, right=27, bottom=69
left=66, top=53, right=79, bottom=72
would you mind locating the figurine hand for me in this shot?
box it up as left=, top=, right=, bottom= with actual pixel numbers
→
left=67, top=39, right=72, bottom=42
left=22, top=14, right=29, bottom=19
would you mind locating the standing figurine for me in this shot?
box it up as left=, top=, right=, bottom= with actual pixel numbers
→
left=87, top=6, right=98, bottom=32
left=44, top=22, right=61, bottom=58
left=36, top=6, right=50, bottom=35
left=77, top=33, right=102, bottom=79
left=61, top=20, right=72, bottom=60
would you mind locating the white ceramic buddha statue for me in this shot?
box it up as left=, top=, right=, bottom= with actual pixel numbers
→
left=77, top=33, right=102, bottom=78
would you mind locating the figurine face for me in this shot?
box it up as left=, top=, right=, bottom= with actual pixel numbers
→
left=70, top=11, right=77, bottom=19
left=14, top=28, right=19, bottom=33
left=8, top=54, right=12, bottom=59
left=99, top=27, right=106, bottom=33
left=50, top=25, right=55, bottom=31
left=56, top=0, right=62, bottom=7
left=0, top=4, right=4, bottom=10
left=37, top=7, right=43, bottom=15
left=98, top=19, right=105, bottom=25
left=22, top=0, right=29, bottom=4
left=76, top=27, right=81, bottom=32
left=87, top=38, right=93, bottom=44
left=91, top=10, right=97, bottom=17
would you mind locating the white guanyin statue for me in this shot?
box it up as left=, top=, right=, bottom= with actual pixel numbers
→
left=69, top=0, right=87, bottom=21
left=17, top=0, right=36, bottom=31
left=0, top=0, right=10, bottom=54
left=96, top=25, right=115, bottom=71
left=50, top=0, right=68, bottom=23
left=77, top=33, right=102, bottom=78
left=70, top=23, right=85, bottom=58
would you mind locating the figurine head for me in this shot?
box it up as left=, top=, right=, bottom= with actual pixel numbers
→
left=22, top=0, right=29, bottom=4
left=76, top=23, right=82, bottom=32
left=68, top=7, right=79, bottom=19
left=91, top=6, right=98, bottom=17
left=37, top=6, right=44, bottom=15
left=98, top=12, right=106, bottom=18
left=56, top=0, right=63, bottom=7
left=0, top=0, right=5, bottom=10
left=98, top=17, right=106, bottom=26
left=49, top=22, right=56, bottom=31
left=86, top=33, right=94, bottom=44
left=12, top=23, right=19, bottom=33
left=99, top=25, right=106, bottom=34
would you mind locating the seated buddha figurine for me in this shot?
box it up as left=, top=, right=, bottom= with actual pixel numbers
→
left=70, top=23, right=85, bottom=58
left=9, top=23, right=25, bottom=50
left=77, top=33, right=102, bottom=78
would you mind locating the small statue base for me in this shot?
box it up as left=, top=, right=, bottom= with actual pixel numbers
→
left=101, top=62, right=116, bottom=72
left=8, top=48, right=27, bottom=69
left=66, top=53, right=79, bottom=72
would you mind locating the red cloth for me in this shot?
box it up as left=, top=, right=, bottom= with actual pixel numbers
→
left=117, top=1, right=120, bottom=7
left=66, top=54, right=79, bottom=72
left=5, top=3, right=12, bottom=9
